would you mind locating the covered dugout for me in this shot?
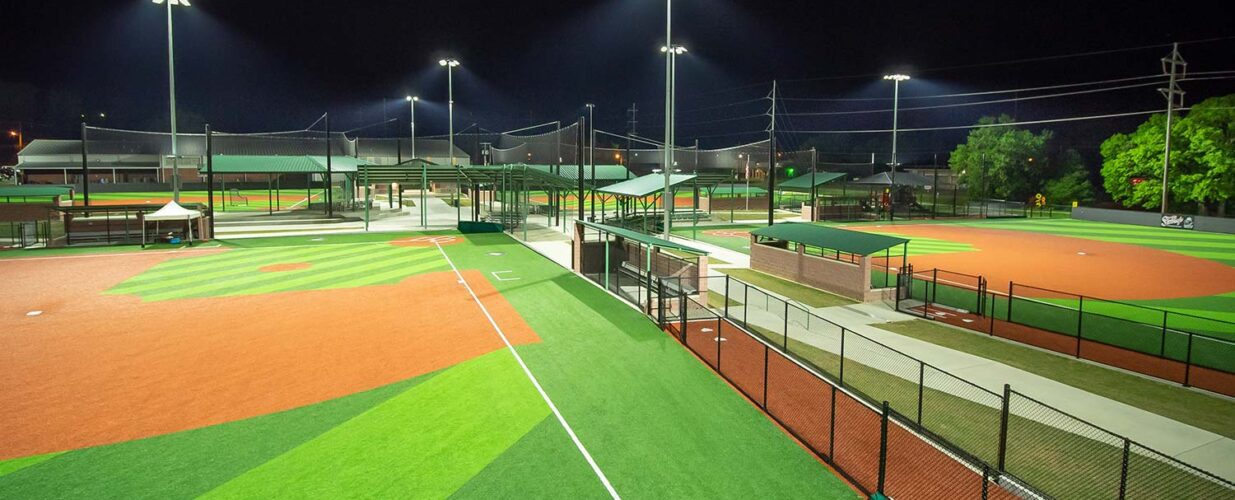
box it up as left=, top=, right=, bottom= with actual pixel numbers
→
left=572, top=220, right=709, bottom=315
left=749, top=223, right=908, bottom=302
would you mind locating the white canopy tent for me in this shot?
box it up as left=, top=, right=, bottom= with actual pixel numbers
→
left=141, top=201, right=203, bottom=247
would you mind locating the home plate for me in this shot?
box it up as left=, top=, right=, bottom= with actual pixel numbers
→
left=26, top=310, right=43, bottom=317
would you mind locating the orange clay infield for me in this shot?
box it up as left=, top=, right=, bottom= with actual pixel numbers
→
left=854, top=225, right=1235, bottom=301
left=258, top=262, right=312, bottom=272
left=390, top=235, right=464, bottom=247
left=0, top=252, right=538, bottom=460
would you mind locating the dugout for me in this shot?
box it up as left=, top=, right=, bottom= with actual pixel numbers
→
left=750, top=223, right=908, bottom=302
left=572, top=220, right=710, bottom=314
left=0, top=185, right=74, bottom=248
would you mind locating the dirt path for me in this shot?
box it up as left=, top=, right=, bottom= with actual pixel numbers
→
left=856, top=225, right=1235, bottom=300
left=0, top=254, right=538, bottom=460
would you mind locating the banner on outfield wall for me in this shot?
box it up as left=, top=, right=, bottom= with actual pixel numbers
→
left=1161, top=214, right=1196, bottom=230
left=1072, top=207, right=1235, bottom=234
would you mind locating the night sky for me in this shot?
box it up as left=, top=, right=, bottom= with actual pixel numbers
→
left=2, top=0, right=1233, bottom=162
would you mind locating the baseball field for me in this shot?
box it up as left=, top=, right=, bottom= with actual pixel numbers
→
left=0, top=232, right=856, bottom=498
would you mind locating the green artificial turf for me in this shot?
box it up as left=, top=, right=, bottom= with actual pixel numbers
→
left=0, top=372, right=434, bottom=499
left=722, top=268, right=856, bottom=308
left=876, top=320, right=1235, bottom=440
left=107, top=237, right=449, bottom=301
left=201, top=350, right=567, bottom=499
left=440, top=233, right=857, bottom=498
left=449, top=417, right=610, bottom=499
left=670, top=224, right=760, bottom=253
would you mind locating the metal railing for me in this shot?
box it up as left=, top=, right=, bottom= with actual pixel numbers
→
left=897, top=265, right=1235, bottom=398
left=658, top=274, right=1235, bottom=499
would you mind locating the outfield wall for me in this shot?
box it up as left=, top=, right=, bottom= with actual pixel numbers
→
left=1072, top=207, right=1235, bottom=234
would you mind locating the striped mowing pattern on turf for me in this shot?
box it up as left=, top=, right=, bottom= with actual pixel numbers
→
left=956, top=219, right=1235, bottom=265
left=107, top=243, right=449, bottom=302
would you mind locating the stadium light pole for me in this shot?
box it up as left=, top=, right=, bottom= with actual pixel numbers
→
left=586, top=103, right=596, bottom=221
left=661, top=0, right=673, bottom=239
left=406, top=95, right=419, bottom=159
left=883, top=74, right=910, bottom=220
left=153, top=0, right=189, bottom=203
left=660, top=43, right=687, bottom=238
left=439, top=59, right=460, bottom=170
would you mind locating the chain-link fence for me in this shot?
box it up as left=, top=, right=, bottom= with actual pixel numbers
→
left=898, top=266, right=1235, bottom=398
left=658, top=286, right=1026, bottom=498
left=658, top=274, right=1235, bottom=499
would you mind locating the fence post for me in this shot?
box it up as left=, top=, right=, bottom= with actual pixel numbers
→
left=1184, top=332, right=1194, bottom=387
left=997, top=384, right=1011, bottom=472
left=981, top=465, right=991, bottom=500
left=877, top=401, right=890, bottom=496
left=743, top=282, right=749, bottom=327
left=829, top=385, right=836, bottom=459
left=989, top=291, right=996, bottom=335
left=1160, top=310, right=1169, bottom=357
left=1006, top=282, right=1014, bottom=322
left=933, top=268, right=939, bottom=306
left=656, top=278, right=665, bottom=327
left=1118, top=439, right=1130, bottom=499
left=724, top=275, right=731, bottom=319
left=839, top=328, right=847, bottom=386
left=1075, top=296, right=1085, bottom=358
left=762, top=345, right=769, bottom=409
left=917, top=362, right=925, bottom=425
left=679, top=293, right=687, bottom=344
left=715, top=316, right=722, bottom=369
left=783, top=301, right=790, bottom=352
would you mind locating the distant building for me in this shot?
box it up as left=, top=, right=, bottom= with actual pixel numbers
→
left=14, top=135, right=469, bottom=186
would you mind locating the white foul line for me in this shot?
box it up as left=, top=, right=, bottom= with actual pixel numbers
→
left=433, top=241, right=620, bottom=499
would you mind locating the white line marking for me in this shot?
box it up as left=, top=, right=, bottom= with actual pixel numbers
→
left=433, top=241, right=620, bottom=500
left=491, top=271, right=521, bottom=282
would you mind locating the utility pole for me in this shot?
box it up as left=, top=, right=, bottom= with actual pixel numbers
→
left=767, top=80, right=778, bottom=227
left=1159, top=43, right=1187, bottom=216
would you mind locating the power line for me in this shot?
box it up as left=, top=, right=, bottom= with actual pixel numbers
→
left=782, top=74, right=1167, bottom=102
left=781, top=108, right=1204, bottom=135
left=781, top=80, right=1168, bottom=117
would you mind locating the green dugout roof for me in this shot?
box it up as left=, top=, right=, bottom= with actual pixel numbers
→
left=578, top=220, right=709, bottom=255
left=751, top=223, right=908, bottom=256
left=0, top=185, right=74, bottom=197
left=597, top=173, right=697, bottom=197
left=776, top=172, right=847, bottom=192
